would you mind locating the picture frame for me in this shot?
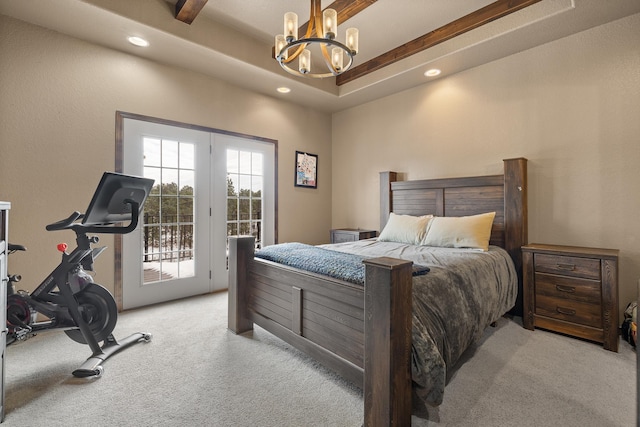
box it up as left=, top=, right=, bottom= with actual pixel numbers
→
left=294, top=151, right=318, bottom=188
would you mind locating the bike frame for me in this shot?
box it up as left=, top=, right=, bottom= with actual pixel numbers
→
left=38, top=202, right=139, bottom=354
left=23, top=237, right=105, bottom=334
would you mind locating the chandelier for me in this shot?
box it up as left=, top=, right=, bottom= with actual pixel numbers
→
left=274, top=0, right=359, bottom=78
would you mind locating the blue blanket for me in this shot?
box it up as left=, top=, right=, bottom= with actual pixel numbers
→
left=255, top=242, right=429, bottom=285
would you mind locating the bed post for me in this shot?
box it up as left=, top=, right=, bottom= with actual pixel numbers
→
left=228, top=236, right=254, bottom=334
left=503, top=157, right=528, bottom=316
left=363, top=257, right=413, bottom=427
left=380, top=172, right=397, bottom=232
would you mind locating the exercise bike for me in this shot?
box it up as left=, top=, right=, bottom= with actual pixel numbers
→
left=5, top=172, right=155, bottom=378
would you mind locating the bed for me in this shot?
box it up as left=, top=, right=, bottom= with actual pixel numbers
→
left=228, top=158, right=528, bottom=426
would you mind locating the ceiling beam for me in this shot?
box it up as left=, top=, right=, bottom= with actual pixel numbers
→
left=298, top=0, right=377, bottom=38
left=336, top=0, right=543, bottom=85
left=175, top=0, right=209, bottom=25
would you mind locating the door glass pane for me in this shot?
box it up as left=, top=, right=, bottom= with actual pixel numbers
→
left=252, top=153, right=263, bottom=175
left=251, top=176, right=262, bottom=197
left=239, top=199, right=250, bottom=220
left=227, top=150, right=239, bottom=174
left=144, top=138, right=161, bottom=167
left=251, top=199, right=261, bottom=220
left=239, top=151, right=252, bottom=174
left=227, top=199, right=237, bottom=221
left=227, top=174, right=238, bottom=196
left=162, top=140, right=179, bottom=168
left=178, top=197, right=194, bottom=222
left=162, top=169, right=179, bottom=195
left=179, top=143, right=194, bottom=169
left=145, top=167, right=161, bottom=194
left=143, top=138, right=196, bottom=284
left=239, top=175, right=251, bottom=195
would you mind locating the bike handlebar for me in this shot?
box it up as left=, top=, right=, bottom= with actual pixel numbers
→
left=46, top=211, right=84, bottom=231
left=45, top=200, right=141, bottom=236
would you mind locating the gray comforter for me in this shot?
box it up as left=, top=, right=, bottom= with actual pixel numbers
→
left=318, top=239, right=518, bottom=406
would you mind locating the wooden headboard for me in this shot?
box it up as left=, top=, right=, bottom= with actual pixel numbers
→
left=380, top=157, right=528, bottom=315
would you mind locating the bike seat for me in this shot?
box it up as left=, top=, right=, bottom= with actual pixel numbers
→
left=8, top=243, right=26, bottom=252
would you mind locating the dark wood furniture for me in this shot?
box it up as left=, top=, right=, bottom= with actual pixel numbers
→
left=330, top=228, right=377, bottom=243
left=0, top=201, right=10, bottom=422
left=228, top=158, right=527, bottom=426
left=522, top=243, right=619, bottom=352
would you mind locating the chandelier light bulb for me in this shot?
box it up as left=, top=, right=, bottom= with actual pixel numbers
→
left=346, top=28, right=359, bottom=54
left=284, top=12, right=298, bottom=42
left=299, top=49, right=311, bottom=74
left=323, top=9, right=337, bottom=39
left=275, top=34, right=287, bottom=59
left=332, top=47, right=343, bottom=71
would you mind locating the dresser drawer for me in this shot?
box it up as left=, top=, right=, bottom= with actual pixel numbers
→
left=536, top=294, right=602, bottom=328
left=534, top=273, right=601, bottom=305
left=534, top=253, right=601, bottom=280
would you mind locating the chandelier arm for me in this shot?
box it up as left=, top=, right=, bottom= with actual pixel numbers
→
left=277, top=38, right=354, bottom=78
left=282, top=42, right=307, bottom=64
left=320, top=43, right=338, bottom=75
left=309, top=0, right=320, bottom=38
left=313, top=0, right=324, bottom=38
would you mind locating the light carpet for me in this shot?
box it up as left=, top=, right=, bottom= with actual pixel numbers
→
left=3, top=292, right=636, bottom=426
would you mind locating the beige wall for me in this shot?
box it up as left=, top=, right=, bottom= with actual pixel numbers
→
left=0, top=15, right=333, bottom=293
left=332, top=13, right=640, bottom=320
left=1, top=12, right=639, bottom=322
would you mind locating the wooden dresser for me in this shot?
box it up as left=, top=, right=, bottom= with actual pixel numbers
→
left=0, top=202, right=10, bottom=421
left=330, top=228, right=377, bottom=244
left=522, top=243, right=619, bottom=352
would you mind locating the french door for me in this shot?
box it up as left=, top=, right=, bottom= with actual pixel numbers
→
left=211, top=134, right=276, bottom=287
left=121, top=118, right=274, bottom=309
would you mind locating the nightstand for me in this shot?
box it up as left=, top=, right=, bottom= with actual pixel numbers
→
left=522, top=244, right=619, bottom=352
left=330, top=228, right=377, bottom=244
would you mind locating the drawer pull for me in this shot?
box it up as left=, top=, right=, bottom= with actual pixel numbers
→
left=556, top=285, right=576, bottom=293
left=556, top=263, right=576, bottom=271
left=556, top=306, right=576, bottom=316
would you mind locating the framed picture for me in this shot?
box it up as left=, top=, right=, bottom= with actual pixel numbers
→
left=294, top=151, right=318, bottom=188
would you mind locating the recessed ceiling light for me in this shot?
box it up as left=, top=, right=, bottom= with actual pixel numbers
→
left=277, top=87, right=291, bottom=94
left=128, top=36, right=149, bottom=47
left=424, top=69, right=441, bottom=77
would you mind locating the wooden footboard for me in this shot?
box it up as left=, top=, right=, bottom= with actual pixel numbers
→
left=228, top=236, right=413, bottom=427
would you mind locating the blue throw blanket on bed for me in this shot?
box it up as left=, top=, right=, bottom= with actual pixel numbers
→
left=255, top=242, right=430, bottom=285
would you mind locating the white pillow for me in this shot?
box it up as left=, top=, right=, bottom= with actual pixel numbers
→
left=421, top=212, right=496, bottom=251
left=378, top=213, right=434, bottom=245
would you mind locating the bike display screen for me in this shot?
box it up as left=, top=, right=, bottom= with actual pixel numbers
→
left=82, top=172, right=154, bottom=225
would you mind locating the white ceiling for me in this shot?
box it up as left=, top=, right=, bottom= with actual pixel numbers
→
left=1, top=0, right=639, bottom=113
